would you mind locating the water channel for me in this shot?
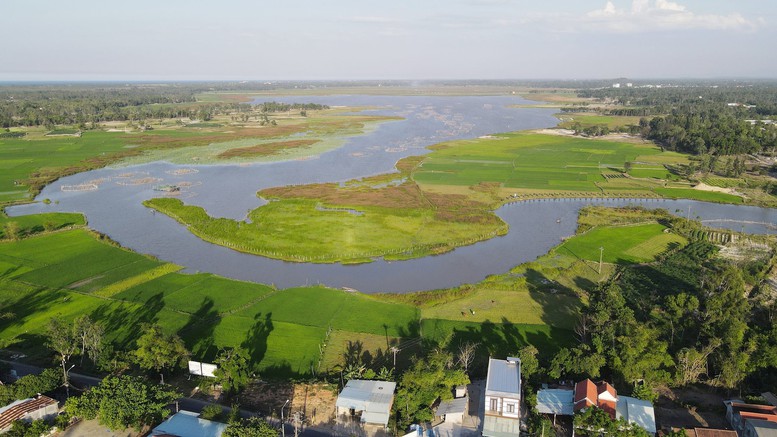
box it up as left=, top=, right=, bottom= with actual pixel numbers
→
left=8, top=95, right=777, bottom=293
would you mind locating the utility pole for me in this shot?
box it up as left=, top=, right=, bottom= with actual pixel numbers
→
left=293, top=412, right=300, bottom=437
left=281, top=399, right=290, bottom=437
left=598, top=247, right=604, bottom=275
left=390, top=346, right=399, bottom=368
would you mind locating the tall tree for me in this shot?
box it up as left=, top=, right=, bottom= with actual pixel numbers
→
left=133, top=324, right=189, bottom=384
left=46, top=318, right=79, bottom=389
left=74, top=315, right=104, bottom=365
left=394, top=350, right=469, bottom=430
left=213, top=347, right=251, bottom=396
left=65, top=375, right=180, bottom=431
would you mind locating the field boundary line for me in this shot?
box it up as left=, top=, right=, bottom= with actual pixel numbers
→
left=93, top=263, right=183, bottom=298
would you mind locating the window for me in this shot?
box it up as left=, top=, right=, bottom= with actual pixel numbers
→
left=506, top=403, right=515, bottom=414
left=490, top=398, right=498, bottom=411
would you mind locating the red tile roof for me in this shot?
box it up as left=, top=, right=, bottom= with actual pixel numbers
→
left=739, top=411, right=777, bottom=423
left=574, top=379, right=597, bottom=412
left=573, top=379, right=618, bottom=418
left=0, top=396, right=58, bottom=430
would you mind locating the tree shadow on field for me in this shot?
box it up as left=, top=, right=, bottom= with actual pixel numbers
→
left=89, top=292, right=165, bottom=349
left=242, top=312, right=273, bottom=367
left=177, top=297, right=221, bottom=361
left=433, top=317, right=574, bottom=379
left=525, top=268, right=583, bottom=330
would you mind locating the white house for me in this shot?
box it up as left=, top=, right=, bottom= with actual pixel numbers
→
left=482, top=357, right=521, bottom=437
left=336, top=379, right=396, bottom=429
left=150, top=410, right=227, bottom=437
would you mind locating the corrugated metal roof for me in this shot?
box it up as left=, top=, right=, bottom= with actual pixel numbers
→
left=616, top=396, right=656, bottom=434
left=436, top=397, right=468, bottom=416
left=485, top=358, right=521, bottom=397
left=150, top=410, right=228, bottom=437
left=0, top=396, right=58, bottom=431
left=536, top=389, right=574, bottom=416
left=336, top=379, right=396, bottom=426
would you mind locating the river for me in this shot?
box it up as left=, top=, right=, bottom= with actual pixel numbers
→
left=7, top=95, right=777, bottom=293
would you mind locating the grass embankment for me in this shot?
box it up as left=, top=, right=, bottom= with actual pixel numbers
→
left=216, top=140, right=320, bottom=158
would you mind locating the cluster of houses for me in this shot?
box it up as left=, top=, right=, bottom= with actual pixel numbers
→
left=2, top=356, right=776, bottom=437
left=336, top=356, right=777, bottom=437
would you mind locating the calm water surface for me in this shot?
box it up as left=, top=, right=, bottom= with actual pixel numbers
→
left=8, top=96, right=777, bottom=293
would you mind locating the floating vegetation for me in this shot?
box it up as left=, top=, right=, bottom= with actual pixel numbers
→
left=61, top=183, right=98, bottom=192
left=116, top=177, right=162, bottom=186
left=166, top=168, right=199, bottom=176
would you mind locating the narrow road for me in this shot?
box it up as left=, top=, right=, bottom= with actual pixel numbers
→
left=1, top=359, right=329, bottom=436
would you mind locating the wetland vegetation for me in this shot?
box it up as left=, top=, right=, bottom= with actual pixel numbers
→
left=2, top=81, right=777, bottom=393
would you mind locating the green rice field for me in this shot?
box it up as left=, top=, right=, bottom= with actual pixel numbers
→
left=413, top=133, right=664, bottom=192
left=557, top=223, right=687, bottom=264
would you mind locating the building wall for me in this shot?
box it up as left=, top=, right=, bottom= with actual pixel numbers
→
left=485, top=396, right=520, bottom=418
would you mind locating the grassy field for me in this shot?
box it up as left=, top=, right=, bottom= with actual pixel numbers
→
left=145, top=181, right=505, bottom=263
left=413, top=132, right=663, bottom=192
left=0, top=212, right=85, bottom=239
left=557, top=223, right=686, bottom=264
left=654, top=187, right=744, bottom=204
left=0, top=203, right=699, bottom=377
left=557, top=113, right=644, bottom=130
left=0, top=230, right=423, bottom=376
left=628, top=164, right=674, bottom=179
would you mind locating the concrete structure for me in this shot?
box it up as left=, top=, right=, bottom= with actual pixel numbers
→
left=0, top=395, right=58, bottom=433
left=436, top=397, right=468, bottom=425
left=616, top=396, right=657, bottom=435
left=149, top=410, right=227, bottom=437
left=482, top=357, right=521, bottom=437
left=336, top=379, right=396, bottom=428
left=744, top=419, right=777, bottom=437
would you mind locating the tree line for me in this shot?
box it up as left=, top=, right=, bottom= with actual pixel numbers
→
left=544, top=211, right=777, bottom=399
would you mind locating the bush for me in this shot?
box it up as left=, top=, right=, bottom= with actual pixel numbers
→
left=200, top=404, right=224, bottom=421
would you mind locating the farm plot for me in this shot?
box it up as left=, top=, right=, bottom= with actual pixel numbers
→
left=413, top=133, right=663, bottom=192
left=557, top=223, right=686, bottom=264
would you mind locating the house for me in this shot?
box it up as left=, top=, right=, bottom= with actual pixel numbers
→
left=536, top=389, right=574, bottom=417
left=744, top=418, right=777, bottom=437
left=436, top=397, right=468, bottom=425
left=0, top=395, right=59, bottom=433
left=482, top=357, right=522, bottom=437
left=574, top=379, right=617, bottom=419
left=536, top=380, right=656, bottom=435
left=336, top=379, right=396, bottom=429
left=150, top=410, right=227, bottom=437
left=616, top=396, right=656, bottom=435
left=725, top=401, right=777, bottom=435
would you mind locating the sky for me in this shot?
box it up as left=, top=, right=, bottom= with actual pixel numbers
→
left=2, top=0, right=774, bottom=81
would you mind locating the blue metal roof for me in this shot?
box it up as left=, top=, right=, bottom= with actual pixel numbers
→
left=151, top=410, right=228, bottom=437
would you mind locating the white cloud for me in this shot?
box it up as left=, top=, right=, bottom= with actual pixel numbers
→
left=583, top=0, right=758, bottom=32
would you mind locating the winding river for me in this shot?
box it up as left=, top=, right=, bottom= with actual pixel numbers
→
left=8, top=95, right=777, bottom=293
